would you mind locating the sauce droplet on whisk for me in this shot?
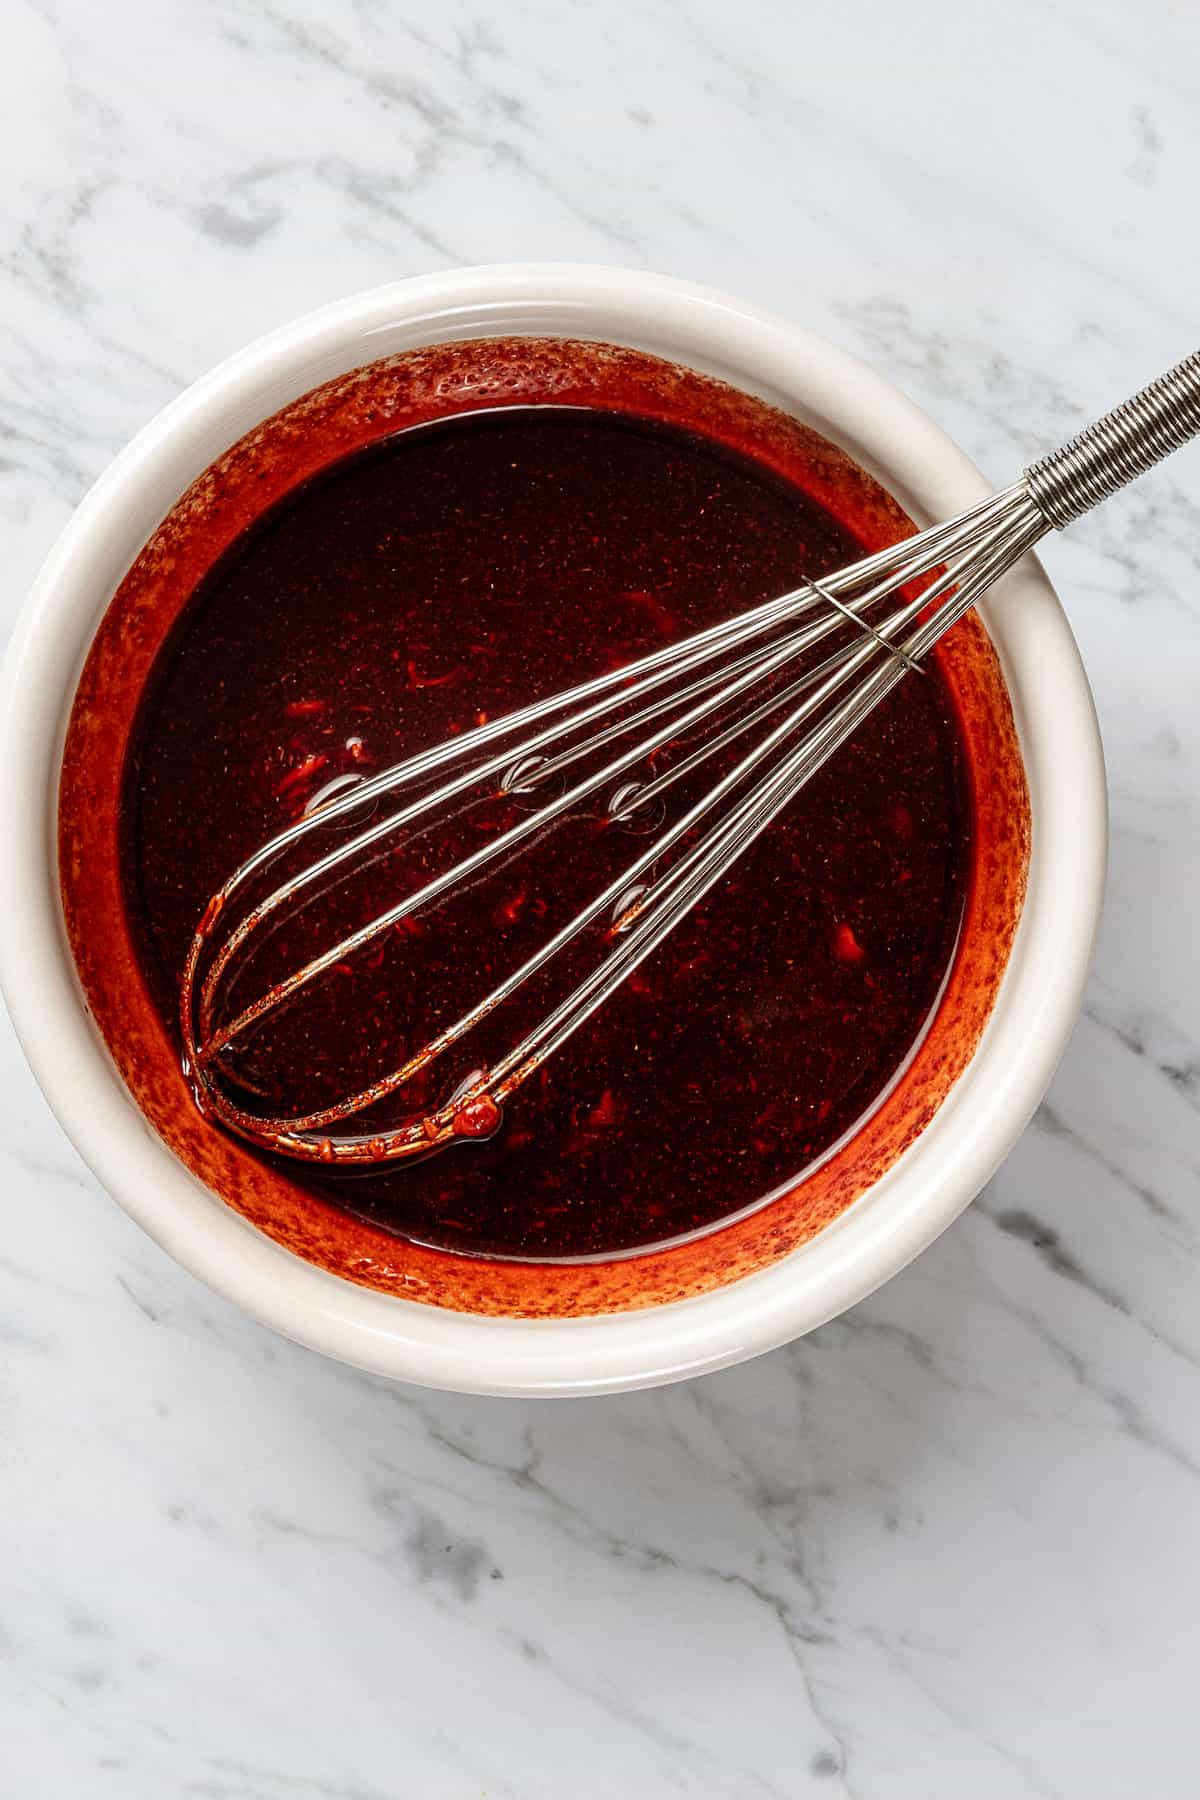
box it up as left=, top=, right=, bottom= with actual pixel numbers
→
left=452, top=1092, right=504, bottom=1139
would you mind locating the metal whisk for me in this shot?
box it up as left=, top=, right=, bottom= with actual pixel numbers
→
left=181, top=349, right=1200, bottom=1164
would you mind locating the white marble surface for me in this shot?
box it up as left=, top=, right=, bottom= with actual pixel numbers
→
left=2, top=0, right=1199, bottom=1792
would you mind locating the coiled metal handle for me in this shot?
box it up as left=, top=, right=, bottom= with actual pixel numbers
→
left=1023, top=349, right=1200, bottom=529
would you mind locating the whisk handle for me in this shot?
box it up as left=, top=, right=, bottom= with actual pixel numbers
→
left=1023, top=349, right=1200, bottom=529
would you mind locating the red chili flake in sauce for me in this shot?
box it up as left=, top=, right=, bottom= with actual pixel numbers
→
left=587, top=1088, right=622, bottom=1128
left=274, top=752, right=329, bottom=798
left=406, top=660, right=464, bottom=689
left=496, top=886, right=528, bottom=926
left=832, top=922, right=868, bottom=965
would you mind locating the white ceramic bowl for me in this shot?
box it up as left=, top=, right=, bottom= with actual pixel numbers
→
left=0, top=266, right=1106, bottom=1395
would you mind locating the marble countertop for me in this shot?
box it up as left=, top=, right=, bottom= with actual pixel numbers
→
left=3, top=1, right=1199, bottom=1793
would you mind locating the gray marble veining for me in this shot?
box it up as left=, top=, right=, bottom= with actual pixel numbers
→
left=2, top=0, right=1199, bottom=1793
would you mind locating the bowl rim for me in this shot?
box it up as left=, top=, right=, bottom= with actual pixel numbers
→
left=0, top=264, right=1106, bottom=1395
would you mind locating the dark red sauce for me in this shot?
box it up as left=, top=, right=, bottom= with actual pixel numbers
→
left=119, top=405, right=971, bottom=1260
